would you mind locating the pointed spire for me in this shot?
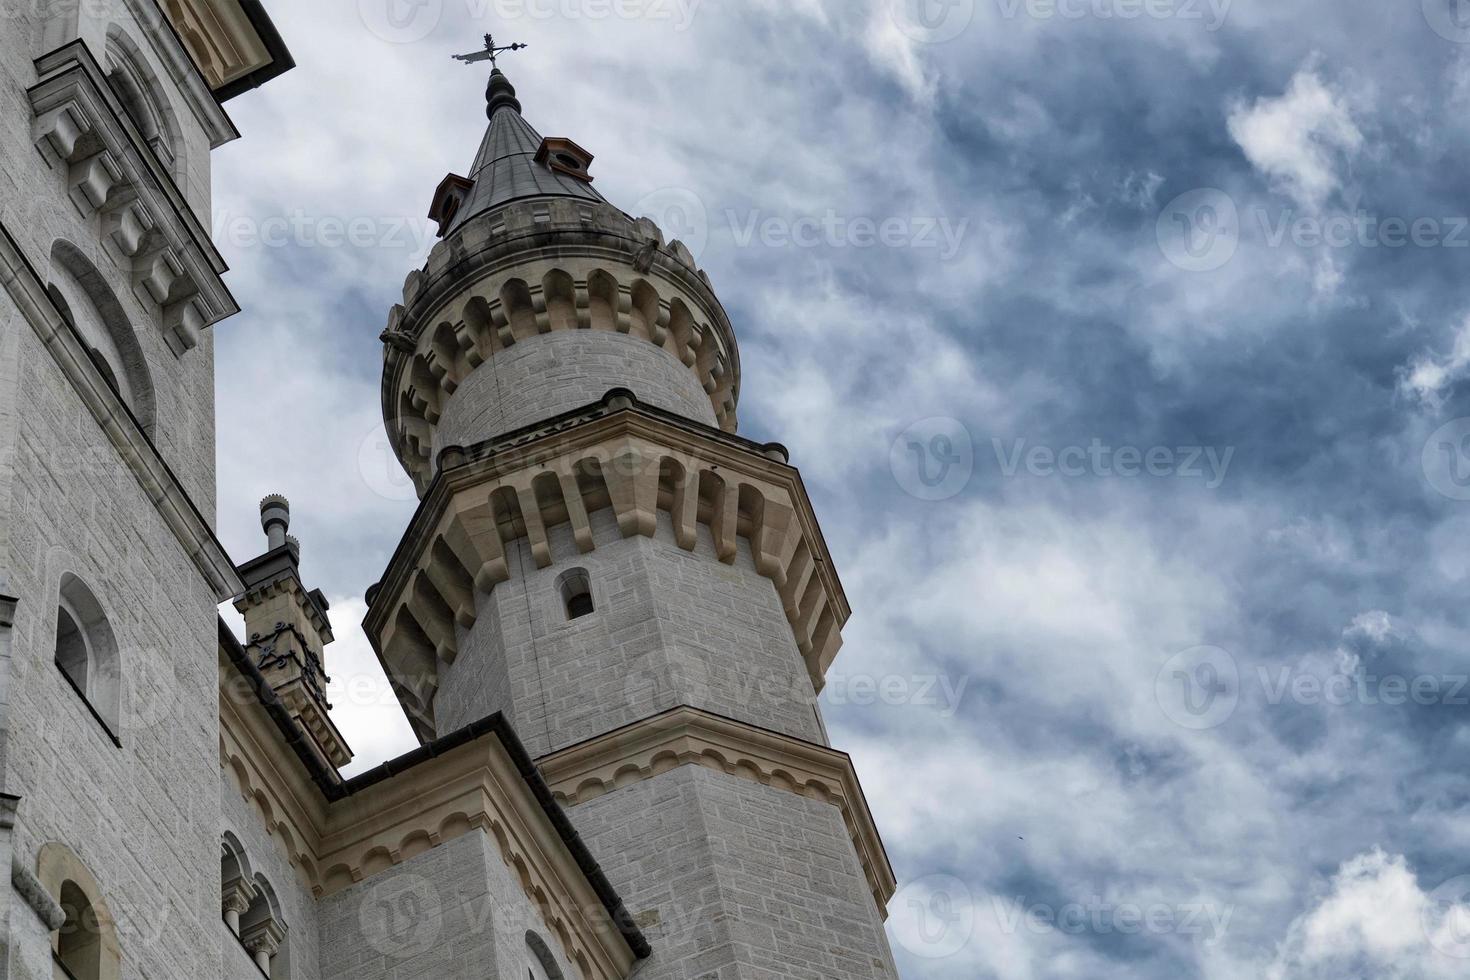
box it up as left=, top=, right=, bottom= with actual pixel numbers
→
left=435, top=67, right=605, bottom=236
left=486, top=68, right=521, bottom=118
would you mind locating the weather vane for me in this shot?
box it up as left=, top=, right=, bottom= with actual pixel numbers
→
left=452, top=33, right=527, bottom=70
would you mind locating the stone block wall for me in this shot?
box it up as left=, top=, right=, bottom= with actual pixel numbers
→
left=0, top=0, right=221, bottom=517
left=435, top=508, right=825, bottom=757
left=316, top=830, right=578, bottom=980
left=567, top=765, right=899, bottom=980
left=220, top=763, right=321, bottom=980
left=2, top=323, right=223, bottom=979
left=431, top=329, right=717, bottom=461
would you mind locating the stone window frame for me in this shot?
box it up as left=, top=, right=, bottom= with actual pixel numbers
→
left=53, top=572, right=122, bottom=748
left=47, top=238, right=158, bottom=434
left=36, top=843, right=122, bottom=980
left=526, top=929, right=567, bottom=979
left=553, top=567, right=597, bottom=625
left=221, top=832, right=290, bottom=978
left=103, top=26, right=185, bottom=182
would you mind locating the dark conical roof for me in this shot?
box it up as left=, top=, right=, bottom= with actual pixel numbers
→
left=445, top=69, right=604, bottom=235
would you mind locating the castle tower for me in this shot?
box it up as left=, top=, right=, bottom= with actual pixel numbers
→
left=365, top=67, right=898, bottom=976
left=0, top=3, right=292, bottom=979
left=233, top=495, right=352, bottom=772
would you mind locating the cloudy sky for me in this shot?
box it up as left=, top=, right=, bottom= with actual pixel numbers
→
left=210, top=0, right=1470, bottom=976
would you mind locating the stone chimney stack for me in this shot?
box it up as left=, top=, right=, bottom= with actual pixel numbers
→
left=233, top=494, right=352, bottom=770
left=260, top=493, right=290, bottom=550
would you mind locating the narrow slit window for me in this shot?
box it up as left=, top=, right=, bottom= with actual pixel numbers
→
left=558, top=569, right=594, bottom=621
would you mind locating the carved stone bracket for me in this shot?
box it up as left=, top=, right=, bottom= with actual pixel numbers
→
left=366, top=396, right=850, bottom=743
left=29, top=42, right=239, bottom=355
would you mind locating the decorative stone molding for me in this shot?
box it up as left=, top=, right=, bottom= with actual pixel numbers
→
left=30, top=42, right=239, bottom=354
left=538, top=705, right=897, bottom=918
left=235, top=527, right=352, bottom=768
left=12, top=858, right=67, bottom=931
left=381, top=197, right=740, bottom=489
left=156, top=0, right=276, bottom=92
left=365, top=393, right=849, bottom=742
left=220, top=874, right=254, bottom=932
left=0, top=220, right=243, bottom=601
left=241, top=916, right=286, bottom=970
left=218, top=647, right=640, bottom=980
left=35, top=842, right=122, bottom=980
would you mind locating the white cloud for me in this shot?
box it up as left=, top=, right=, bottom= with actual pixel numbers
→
left=862, top=11, right=936, bottom=104
left=1400, top=313, right=1470, bottom=407
left=323, top=596, right=419, bottom=777
left=1266, top=850, right=1470, bottom=980
left=1227, top=66, right=1364, bottom=211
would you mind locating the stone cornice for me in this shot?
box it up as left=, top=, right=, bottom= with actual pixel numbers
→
left=151, top=0, right=293, bottom=102
left=538, top=706, right=897, bottom=918
left=31, top=41, right=239, bottom=355
left=0, top=220, right=243, bottom=600
left=218, top=646, right=643, bottom=979
left=126, top=0, right=240, bottom=146
left=365, top=393, right=850, bottom=744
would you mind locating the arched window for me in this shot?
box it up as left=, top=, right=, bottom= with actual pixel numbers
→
left=220, top=833, right=256, bottom=935
left=57, top=881, right=103, bottom=977
left=54, top=573, right=120, bottom=739
left=104, top=29, right=181, bottom=174
left=239, top=875, right=288, bottom=977
left=525, top=931, right=565, bottom=980
left=36, top=843, right=120, bottom=980
left=558, top=569, right=594, bottom=621
left=47, top=242, right=156, bottom=432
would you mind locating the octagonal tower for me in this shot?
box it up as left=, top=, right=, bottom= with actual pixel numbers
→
left=366, top=69, right=899, bottom=978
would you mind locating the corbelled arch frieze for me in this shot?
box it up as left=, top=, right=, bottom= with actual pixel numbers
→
left=364, top=393, right=850, bottom=742
left=381, top=198, right=742, bottom=493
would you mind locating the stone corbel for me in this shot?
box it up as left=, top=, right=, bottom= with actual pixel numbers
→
left=29, top=44, right=238, bottom=356
left=66, top=151, right=123, bottom=214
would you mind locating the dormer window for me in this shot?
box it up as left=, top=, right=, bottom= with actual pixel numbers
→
left=428, top=173, right=474, bottom=237
left=535, top=137, right=594, bottom=183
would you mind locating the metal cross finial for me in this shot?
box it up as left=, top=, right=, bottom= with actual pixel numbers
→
left=452, top=33, right=527, bottom=69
